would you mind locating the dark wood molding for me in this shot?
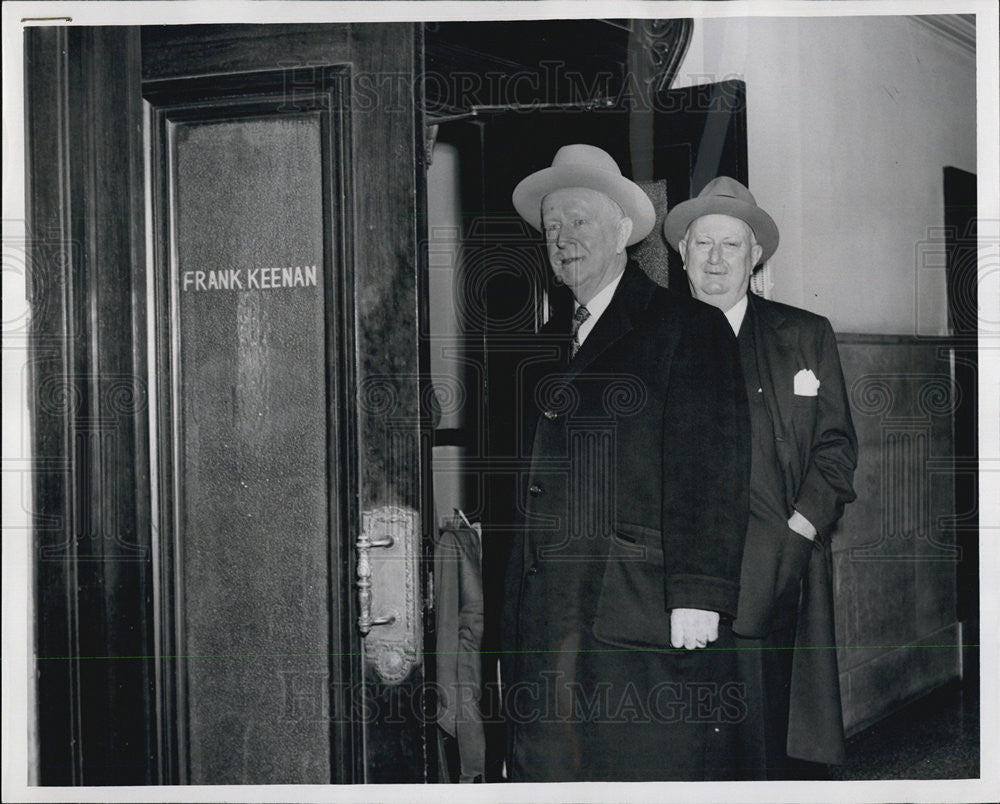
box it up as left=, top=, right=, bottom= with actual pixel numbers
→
left=27, top=25, right=156, bottom=786
left=639, top=18, right=694, bottom=94
left=836, top=332, right=967, bottom=345
left=348, top=22, right=432, bottom=783
left=141, top=24, right=352, bottom=82
left=27, top=24, right=80, bottom=787
left=144, top=71, right=185, bottom=785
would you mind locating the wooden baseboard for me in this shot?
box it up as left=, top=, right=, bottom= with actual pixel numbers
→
left=840, top=621, right=962, bottom=737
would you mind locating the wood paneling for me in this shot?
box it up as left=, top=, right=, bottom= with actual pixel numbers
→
left=834, top=335, right=962, bottom=735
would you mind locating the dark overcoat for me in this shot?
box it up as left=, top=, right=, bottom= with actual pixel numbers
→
left=737, top=292, right=858, bottom=765
left=500, top=264, right=751, bottom=781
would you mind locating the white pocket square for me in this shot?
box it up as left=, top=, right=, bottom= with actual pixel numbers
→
left=794, top=368, right=820, bottom=396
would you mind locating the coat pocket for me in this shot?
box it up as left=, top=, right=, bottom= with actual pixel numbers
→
left=791, top=394, right=818, bottom=411
left=591, top=523, right=673, bottom=649
left=782, top=526, right=815, bottom=585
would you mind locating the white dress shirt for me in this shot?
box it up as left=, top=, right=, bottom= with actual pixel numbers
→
left=575, top=270, right=625, bottom=346
left=723, top=293, right=749, bottom=336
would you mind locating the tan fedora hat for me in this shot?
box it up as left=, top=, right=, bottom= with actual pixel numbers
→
left=664, top=176, right=779, bottom=264
left=512, top=144, right=655, bottom=246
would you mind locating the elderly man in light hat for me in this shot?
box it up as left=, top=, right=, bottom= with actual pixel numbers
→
left=665, top=177, right=858, bottom=779
left=500, top=145, right=751, bottom=781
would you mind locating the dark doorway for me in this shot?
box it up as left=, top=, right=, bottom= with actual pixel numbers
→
left=943, top=165, right=978, bottom=679
left=420, top=24, right=751, bottom=775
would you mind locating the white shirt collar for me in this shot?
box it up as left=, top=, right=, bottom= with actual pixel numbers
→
left=575, top=270, right=625, bottom=346
left=723, top=294, right=749, bottom=336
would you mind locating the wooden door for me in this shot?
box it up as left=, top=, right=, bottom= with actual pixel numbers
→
left=27, top=23, right=432, bottom=785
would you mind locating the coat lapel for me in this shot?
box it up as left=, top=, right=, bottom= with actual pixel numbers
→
left=748, top=293, right=795, bottom=442
left=567, top=263, right=655, bottom=378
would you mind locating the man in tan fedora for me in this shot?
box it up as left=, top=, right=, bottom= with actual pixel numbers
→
left=500, top=145, right=751, bottom=781
left=665, top=176, right=858, bottom=779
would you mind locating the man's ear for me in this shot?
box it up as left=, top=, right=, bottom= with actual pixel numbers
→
left=677, top=236, right=688, bottom=265
left=616, top=217, right=634, bottom=253
left=751, top=241, right=764, bottom=268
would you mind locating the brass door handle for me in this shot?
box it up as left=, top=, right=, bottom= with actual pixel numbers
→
left=355, top=531, right=397, bottom=635
left=356, top=506, right=421, bottom=684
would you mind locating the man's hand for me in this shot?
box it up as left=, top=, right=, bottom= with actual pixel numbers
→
left=670, top=608, right=720, bottom=650
left=788, top=509, right=818, bottom=541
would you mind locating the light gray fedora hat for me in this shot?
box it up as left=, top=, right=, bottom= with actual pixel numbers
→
left=512, top=144, right=655, bottom=246
left=663, top=176, right=780, bottom=264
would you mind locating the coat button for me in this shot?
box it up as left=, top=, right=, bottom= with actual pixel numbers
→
left=527, top=564, right=538, bottom=576
left=543, top=409, right=558, bottom=420
left=528, top=483, right=543, bottom=496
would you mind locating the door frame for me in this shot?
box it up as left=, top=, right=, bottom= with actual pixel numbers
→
left=26, top=26, right=157, bottom=786
left=26, top=22, right=434, bottom=785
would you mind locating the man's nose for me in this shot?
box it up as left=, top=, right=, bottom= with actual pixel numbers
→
left=707, top=243, right=722, bottom=264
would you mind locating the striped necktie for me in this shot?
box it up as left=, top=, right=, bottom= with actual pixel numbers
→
left=570, top=305, right=591, bottom=360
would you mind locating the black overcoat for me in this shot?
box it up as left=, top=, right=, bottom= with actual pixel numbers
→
left=500, top=264, right=751, bottom=781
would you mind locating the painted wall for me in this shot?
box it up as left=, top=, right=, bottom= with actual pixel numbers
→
left=673, top=15, right=976, bottom=335
left=427, top=142, right=468, bottom=522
